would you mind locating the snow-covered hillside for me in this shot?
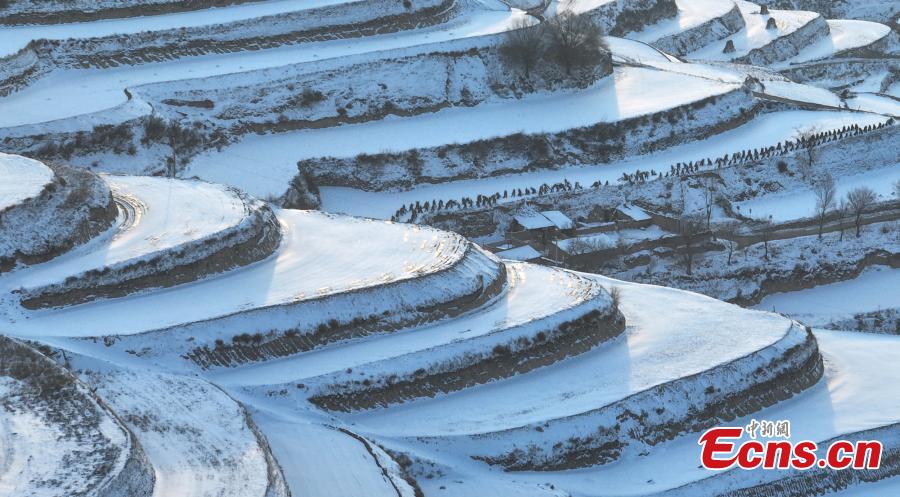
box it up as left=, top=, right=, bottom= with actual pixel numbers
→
left=0, top=0, right=898, bottom=494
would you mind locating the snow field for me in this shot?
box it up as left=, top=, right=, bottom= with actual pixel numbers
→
left=755, top=265, right=900, bottom=327
left=0, top=0, right=364, bottom=57
left=0, top=209, right=500, bottom=339
left=186, top=65, right=740, bottom=199
left=1, top=175, right=248, bottom=292
left=0, top=4, right=525, bottom=128
left=215, top=262, right=609, bottom=387
left=345, top=277, right=795, bottom=438
left=79, top=364, right=274, bottom=497
left=436, top=329, right=900, bottom=497
left=0, top=152, right=53, bottom=212
left=688, top=1, right=820, bottom=62
left=631, top=0, right=740, bottom=46
left=779, top=19, right=892, bottom=67
left=736, top=165, right=900, bottom=223
left=319, top=110, right=887, bottom=219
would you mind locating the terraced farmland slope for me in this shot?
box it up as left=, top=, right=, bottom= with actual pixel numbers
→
left=0, top=0, right=898, bottom=494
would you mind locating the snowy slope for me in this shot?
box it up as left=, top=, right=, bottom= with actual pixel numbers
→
left=689, top=1, right=820, bottom=61
left=0, top=152, right=53, bottom=212
left=0, top=175, right=246, bottom=292
left=0, top=6, right=524, bottom=128
left=756, top=265, right=900, bottom=327
left=779, top=19, right=892, bottom=67
left=0, top=0, right=358, bottom=57
left=430, top=329, right=900, bottom=497
left=345, top=276, right=793, bottom=437
left=0, top=210, right=487, bottom=337
left=320, top=110, right=886, bottom=219
left=214, top=262, right=605, bottom=386
left=186, top=65, right=739, bottom=199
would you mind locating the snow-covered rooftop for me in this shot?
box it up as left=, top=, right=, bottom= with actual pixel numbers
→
left=495, top=245, right=542, bottom=261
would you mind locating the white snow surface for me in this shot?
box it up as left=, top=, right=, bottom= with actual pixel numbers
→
left=84, top=365, right=271, bottom=497
left=736, top=165, right=900, bottom=222
left=212, top=262, right=600, bottom=386
left=251, top=411, right=413, bottom=497
left=0, top=6, right=525, bottom=127
left=632, top=0, right=738, bottom=44
left=478, top=329, right=900, bottom=497
left=0, top=210, right=470, bottom=337
left=689, top=1, right=819, bottom=61
left=345, top=276, right=792, bottom=436
left=0, top=152, right=53, bottom=211
left=779, top=19, right=891, bottom=67
left=0, top=175, right=246, bottom=291
left=755, top=265, right=900, bottom=326
left=321, top=110, right=886, bottom=219
left=0, top=0, right=358, bottom=57
left=186, top=66, right=738, bottom=199
left=847, top=93, right=900, bottom=116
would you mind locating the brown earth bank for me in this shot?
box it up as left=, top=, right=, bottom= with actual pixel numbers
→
left=309, top=307, right=626, bottom=412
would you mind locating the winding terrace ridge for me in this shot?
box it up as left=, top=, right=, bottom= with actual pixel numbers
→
left=8, top=175, right=282, bottom=309
left=343, top=278, right=821, bottom=471
left=221, top=263, right=624, bottom=410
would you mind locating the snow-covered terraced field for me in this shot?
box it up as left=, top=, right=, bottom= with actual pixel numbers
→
left=6, top=175, right=245, bottom=288
left=0, top=0, right=361, bottom=57
left=779, top=19, right=892, bottom=67
left=320, top=110, right=887, bottom=219
left=0, top=3, right=523, bottom=128
left=344, top=277, right=795, bottom=437
left=418, top=329, right=900, bottom=497
left=215, top=262, right=608, bottom=387
left=187, top=65, right=740, bottom=199
left=688, top=1, right=822, bottom=62
left=0, top=208, right=499, bottom=338
left=0, top=174, right=281, bottom=308
left=1, top=0, right=899, bottom=494
left=0, top=151, right=52, bottom=211
left=0, top=336, right=148, bottom=497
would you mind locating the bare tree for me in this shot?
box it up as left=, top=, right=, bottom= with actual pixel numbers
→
left=893, top=179, right=900, bottom=200
left=499, top=18, right=544, bottom=79
left=543, top=12, right=606, bottom=75
left=701, top=176, right=718, bottom=230
left=758, top=216, right=774, bottom=260
left=812, top=173, right=836, bottom=240
left=794, top=127, right=820, bottom=180
left=678, top=215, right=703, bottom=275
left=717, top=220, right=741, bottom=265
left=846, top=186, right=878, bottom=237
left=836, top=198, right=848, bottom=242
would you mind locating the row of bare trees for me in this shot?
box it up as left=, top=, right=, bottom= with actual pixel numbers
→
left=813, top=174, right=880, bottom=240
